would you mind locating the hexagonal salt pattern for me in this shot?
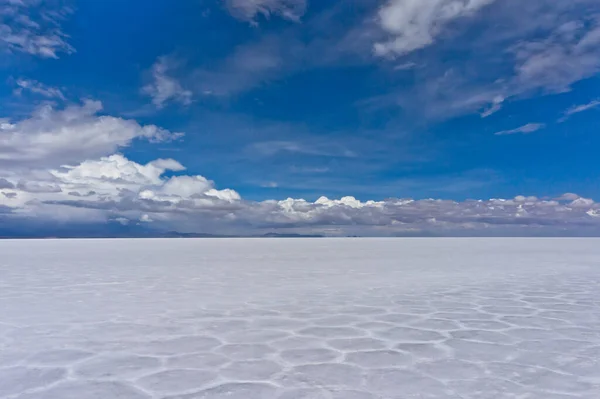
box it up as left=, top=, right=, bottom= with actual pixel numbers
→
left=1, top=238, right=600, bottom=398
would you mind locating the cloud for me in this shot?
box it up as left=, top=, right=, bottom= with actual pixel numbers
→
left=0, top=178, right=14, bottom=189
left=1, top=1, right=600, bottom=236
left=223, top=0, right=307, bottom=24
left=0, top=99, right=592, bottom=235
left=367, top=1, right=600, bottom=119
left=374, top=0, right=496, bottom=57
left=0, top=100, right=183, bottom=168
left=142, top=56, right=193, bottom=108
left=512, top=18, right=600, bottom=93
left=249, top=140, right=356, bottom=158
left=55, top=155, right=186, bottom=188
left=1, top=151, right=599, bottom=236
left=0, top=154, right=242, bottom=224
left=12, top=78, right=65, bottom=100
left=480, top=96, right=505, bottom=118
left=471, top=10, right=600, bottom=115
left=556, top=193, right=581, bottom=201
left=16, top=180, right=62, bottom=193
left=192, top=36, right=292, bottom=96
left=0, top=0, right=74, bottom=58
left=559, top=99, right=600, bottom=121
left=187, top=3, right=379, bottom=98
left=494, top=123, right=545, bottom=136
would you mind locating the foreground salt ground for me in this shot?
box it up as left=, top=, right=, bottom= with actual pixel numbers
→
left=1, top=239, right=599, bottom=399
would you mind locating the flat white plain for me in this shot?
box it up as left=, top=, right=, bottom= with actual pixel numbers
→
left=0, top=238, right=599, bottom=398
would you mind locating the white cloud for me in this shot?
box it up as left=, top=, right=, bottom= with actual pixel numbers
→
left=13, top=78, right=65, bottom=100
left=474, top=13, right=600, bottom=116
left=494, top=123, right=545, bottom=136
left=238, top=194, right=600, bottom=236
left=1, top=151, right=598, bottom=236
left=370, top=2, right=600, bottom=120
left=559, top=99, right=600, bottom=121
left=4, top=98, right=587, bottom=236
left=588, top=209, right=600, bottom=218
left=249, top=140, right=356, bottom=158
left=480, top=96, right=505, bottom=118
left=54, top=155, right=186, bottom=190
left=315, top=196, right=385, bottom=209
left=0, top=154, right=242, bottom=224
left=556, top=193, right=581, bottom=201
left=192, top=36, right=289, bottom=97
left=374, top=0, right=495, bottom=57
left=513, top=19, right=600, bottom=93
left=142, top=56, right=193, bottom=108
left=0, top=100, right=183, bottom=168
left=570, top=197, right=595, bottom=208
left=0, top=0, right=74, bottom=58
left=223, top=0, right=307, bottom=23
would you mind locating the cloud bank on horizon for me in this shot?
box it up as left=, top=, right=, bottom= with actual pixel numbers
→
left=1, top=0, right=600, bottom=236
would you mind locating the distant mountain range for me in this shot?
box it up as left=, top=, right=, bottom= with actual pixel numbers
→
left=0, top=229, right=324, bottom=239
left=142, top=232, right=324, bottom=239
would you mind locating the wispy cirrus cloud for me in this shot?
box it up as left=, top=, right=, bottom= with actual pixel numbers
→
left=249, top=140, right=356, bottom=158
left=182, top=0, right=600, bottom=125
left=0, top=0, right=74, bottom=58
left=494, top=123, right=545, bottom=136
left=559, top=99, right=600, bottom=122
left=142, top=56, right=193, bottom=108
left=222, top=0, right=307, bottom=24
left=367, top=1, right=600, bottom=119
left=191, top=34, right=296, bottom=97
left=0, top=98, right=598, bottom=236
left=12, top=78, right=65, bottom=100
left=374, top=0, right=496, bottom=57
left=512, top=18, right=600, bottom=94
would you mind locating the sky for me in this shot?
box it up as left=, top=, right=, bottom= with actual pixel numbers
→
left=1, top=0, right=600, bottom=237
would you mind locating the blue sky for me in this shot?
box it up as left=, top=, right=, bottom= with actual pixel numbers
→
left=1, top=0, right=600, bottom=236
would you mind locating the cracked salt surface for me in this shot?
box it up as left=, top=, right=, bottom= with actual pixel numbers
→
left=1, top=238, right=600, bottom=398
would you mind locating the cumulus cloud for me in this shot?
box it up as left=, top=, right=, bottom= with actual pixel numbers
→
left=374, top=0, right=495, bottom=57
left=223, top=0, right=307, bottom=23
left=0, top=0, right=74, bottom=58
left=54, top=155, right=186, bottom=189
left=12, top=78, right=65, bottom=100
left=0, top=100, right=182, bottom=168
left=142, top=56, right=192, bottom=108
left=556, top=193, right=581, bottom=201
left=494, top=123, right=545, bottom=136
left=1, top=151, right=599, bottom=236
left=0, top=100, right=595, bottom=235
left=0, top=154, right=242, bottom=224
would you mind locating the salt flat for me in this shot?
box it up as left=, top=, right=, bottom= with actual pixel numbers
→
left=0, top=238, right=599, bottom=399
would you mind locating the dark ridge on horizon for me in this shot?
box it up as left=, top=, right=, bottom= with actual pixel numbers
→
left=0, top=230, right=325, bottom=239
